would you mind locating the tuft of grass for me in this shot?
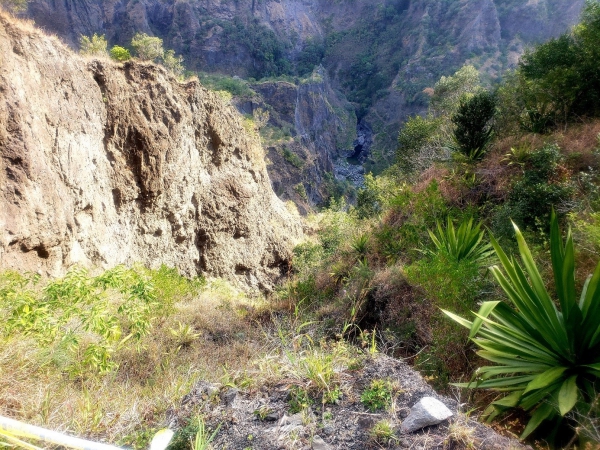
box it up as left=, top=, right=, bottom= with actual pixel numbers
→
left=369, top=420, right=397, bottom=446
left=447, top=419, right=475, bottom=449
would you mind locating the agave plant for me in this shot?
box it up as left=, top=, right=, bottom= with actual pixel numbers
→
left=427, top=217, right=495, bottom=266
left=443, top=211, right=600, bottom=438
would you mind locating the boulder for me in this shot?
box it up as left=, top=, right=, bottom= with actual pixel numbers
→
left=400, top=397, right=454, bottom=433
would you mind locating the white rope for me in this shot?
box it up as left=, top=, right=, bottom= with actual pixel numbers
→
left=0, top=415, right=123, bottom=450
left=0, top=415, right=173, bottom=450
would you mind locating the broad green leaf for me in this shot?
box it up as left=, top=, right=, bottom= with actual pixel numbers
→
left=558, top=376, right=578, bottom=416
left=492, top=390, right=523, bottom=408
left=524, top=367, right=567, bottom=393
left=469, top=301, right=500, bottom=339
left=521, top=402, right=555, bottom=439
left=441, top=309, right=473, bottom=329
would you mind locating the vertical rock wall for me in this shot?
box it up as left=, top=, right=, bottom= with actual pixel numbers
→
left=0, top=13, right=302, bottom=290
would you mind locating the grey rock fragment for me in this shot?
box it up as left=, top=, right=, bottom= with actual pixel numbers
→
left=222, top=388, right=238, bottom=406
left=312, top=435, right=331, bottom=450
left=400, top=397, right=453, bottom=433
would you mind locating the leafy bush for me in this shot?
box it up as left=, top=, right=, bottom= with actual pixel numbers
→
left=296, top=38, right=325, bottom=75
left=361, top=379, right=393, bottom=411
left=355, top=174, right=383, bottom=219
left=162, top=49, right=184, bottom=76
left=493, top=144, right=573, bottom=236
left=131, top=32, right=164, bottom=61
left=197, top=73, right=255, bottom=98
left=396, top=115, right=441, bottom=175
left=282, top=147, right=304, bottom=169
left=513, top=0, right=600, bottom=127
left=109, top=45, right=131, bottom=62
left=406, top=255, right=487, bottom=387
left=426, top=216, right=494, bottom=266
left=80, top=33, right=107, bottom=56
left=451, top=91, right=496, bottom=160
left=444, top=212, right=600, bottom=438
left=374, top=181, right=449, bottom=262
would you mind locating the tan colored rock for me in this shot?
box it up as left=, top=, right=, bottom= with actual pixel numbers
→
left=0, top=13, right=302, bottom=291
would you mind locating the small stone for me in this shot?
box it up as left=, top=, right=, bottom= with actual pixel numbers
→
left=312, top=435, right=331, bottom=450
left=222, top=388, right=238, bottom=406
left=279, top=413, right=303, bottom=427
left=264, top=412, right=279, bottom=422
left=322, top=425, right=334, bottom=435
left=400, top=397, right=453, bottom=433
left=398, top=438, right=411, bottom=448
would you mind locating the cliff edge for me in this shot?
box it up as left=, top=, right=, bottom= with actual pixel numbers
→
left=0, top=13, right=302, bottom=290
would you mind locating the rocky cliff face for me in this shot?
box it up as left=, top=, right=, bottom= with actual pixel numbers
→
left=232, top=67, right=356, bottom=212
left=19, top=0, right=586, bottom=196
left=0, top=13, right=302, bottom=290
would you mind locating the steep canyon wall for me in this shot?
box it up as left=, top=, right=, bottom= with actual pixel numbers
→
left=0, top=13, right=302, bottom=290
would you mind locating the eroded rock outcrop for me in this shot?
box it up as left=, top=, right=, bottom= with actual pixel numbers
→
left=0, top=13, right=302, bottom=290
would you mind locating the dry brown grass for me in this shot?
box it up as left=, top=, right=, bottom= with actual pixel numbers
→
left=0, top=8, right=66, bottom=48
left=0, top=278, right=267, bottom=445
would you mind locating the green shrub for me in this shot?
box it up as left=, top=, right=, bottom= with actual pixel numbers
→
left=162, top=49, right=184, bottom=76
left=396, top=115, right=440, bottom=175
left=288, top=386, right=313, bottom=413
left=197, top=73, right=255, bottom=98
left=451, top=91, right=496, bottom=161
left=109, top=45, right=131, bottom=62
left=444, top=211, right=600, bottom=438
left=375, top=181, right=449, bottom=262
left=493, top=144, right=573, bottom=236
left=131, top=32, right=164, bottom=61
left=361, top=379, right=393, bottom=411
left=355, top=174, right=383, bottom=219
left=283, top=147, right=304, bottom=169
left=406, top=255, right=487, bottom=387
left=80, top=33, right=107, bottom=56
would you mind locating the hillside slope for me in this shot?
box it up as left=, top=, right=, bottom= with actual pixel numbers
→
left=0, top=12, right=302, bottom=290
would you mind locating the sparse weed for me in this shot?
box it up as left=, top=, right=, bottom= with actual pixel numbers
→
left=192, top=417, right=220, bottom=450
left=288, top=386, right=313, bottom=414
left=361, top=379, right=393, bottom=412
left=169, top=321, right=200, bottom=350
left=253, top=405, right=274, bottom=421
left=447, top=419, right=475, bottom=449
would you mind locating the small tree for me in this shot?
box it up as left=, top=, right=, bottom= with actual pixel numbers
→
left=162, top=49, right=184, bottom=76
left=131, top=32, right=164, bottom=61
left=79, top=33, right=108, bottom=57
left=451, top=91, right=496, bottom=160
left=252, top=107, right=270, bottom=130
left=109, top=45, right=131, bottom=62
left=396, top=115, right=441, bottom=174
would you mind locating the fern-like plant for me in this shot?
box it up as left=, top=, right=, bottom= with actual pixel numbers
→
left=427, top=217, right=494, bottom=266
left=443, top=211, right=600, bottom=438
